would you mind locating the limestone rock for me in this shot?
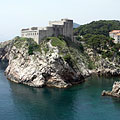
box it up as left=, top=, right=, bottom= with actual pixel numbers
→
left=102, top=81, right=120, bottom=98
left=1, top=36, right=120, bottom=89
left=0, top=40, right=13, bottom=61
left=4, top=37, right=85, bottom=88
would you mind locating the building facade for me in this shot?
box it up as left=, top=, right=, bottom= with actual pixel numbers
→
left=109, top=30, right=120, bottom=43
left=21, top=19, right=73, bottom=44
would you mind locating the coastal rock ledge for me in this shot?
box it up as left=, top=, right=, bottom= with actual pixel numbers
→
left=102, top=81, right=120, bottom=98
left=2, top=36, right=120, bottom=89
left=1, top=37, right=86, bottom=88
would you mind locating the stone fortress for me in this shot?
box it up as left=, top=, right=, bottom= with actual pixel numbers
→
left=21, top=19, right=73, bottom=44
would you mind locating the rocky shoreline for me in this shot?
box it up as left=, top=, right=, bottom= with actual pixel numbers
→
left=1, top=37, right=86, bottom=88
left=102, top=81, right=120, bottom=98
left=91, top=69, right=120, bottom=77
left=1, top=37, right=120, bottom=88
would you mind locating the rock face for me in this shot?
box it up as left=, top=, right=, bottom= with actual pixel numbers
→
left=85, top=48, right=120, bottom=77
left=0, top=40, right=13, bottom=61
left=1, top=36, right=120, bottom=88
left=4, top=37, right=85, bottom=88
left=102, top=82, right=120, bottom=98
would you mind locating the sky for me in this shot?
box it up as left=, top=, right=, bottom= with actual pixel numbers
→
left=0, top=0, right=120, bottom=42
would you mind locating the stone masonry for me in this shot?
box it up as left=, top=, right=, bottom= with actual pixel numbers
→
left=21, top=19, right=73, bottom=44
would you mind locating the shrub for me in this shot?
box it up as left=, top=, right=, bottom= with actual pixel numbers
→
left=28, top=44, right=41, bottom=55
left=79, top=43, right=84, bottom=52
left=43, top=45, right=49, bottom=54
left=51, top=37, right=66, bottom=48
left=88, top=61, right=95, bottom=70
left=63, top=54, right=74, bottom=68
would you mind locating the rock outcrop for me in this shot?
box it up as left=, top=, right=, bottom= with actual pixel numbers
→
left=102, top=81, right=120, bottom=98
left=3, top=37, right=85, bottom=88
left=0, top=40, right=13, bottom=61
left=1, top=36, right=120, bottom=88
left=85, top=48, right=120, bottom=77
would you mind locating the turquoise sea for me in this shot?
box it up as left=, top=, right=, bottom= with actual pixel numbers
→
left=0, top=62, right=120, bottom=120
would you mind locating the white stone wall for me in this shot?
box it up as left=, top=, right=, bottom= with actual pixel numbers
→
left=117, top=36, right=119, bottom=43
left=114, top=35, right=118, bottom=43
left=117, top=35, right=120, bottom=43
left=109, top=31, right=120, bottom=44
left=21, top=29, right=39, bottom=44
left=109, top=33, right=114, bottom=38
left=112, top=34, right=120, bottom=44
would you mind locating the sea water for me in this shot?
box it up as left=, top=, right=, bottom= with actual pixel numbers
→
left=0, top=62, right=120, bottom=120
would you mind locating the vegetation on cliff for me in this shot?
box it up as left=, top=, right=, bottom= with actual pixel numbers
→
left=14, top=37, right=41, bottom=55
left=74, top=20, right=120, bottom=62
left=10, top=36, right=90, bottom=76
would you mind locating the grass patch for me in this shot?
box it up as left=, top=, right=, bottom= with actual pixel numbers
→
left=14, top=37, right=27, bottom=48
left=13, top=55, right=18, bottom=59
left=50, top=37, right=66, bottom=48
left=43, top=45, right=49, bottom=54
left=88, top=61, right=95, bottom=70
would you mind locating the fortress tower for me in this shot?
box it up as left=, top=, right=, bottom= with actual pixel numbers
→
left=21, top=19, right=73, bottom=44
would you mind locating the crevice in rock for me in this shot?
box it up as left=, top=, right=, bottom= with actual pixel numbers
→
left=42, top=73, right=51, bottom=81
left=31, top=75, right=37, bottom=81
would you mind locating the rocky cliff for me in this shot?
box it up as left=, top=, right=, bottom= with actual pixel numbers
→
left=0, top=37, right=86, bottom=88
left=85, top=47, right=120, bottom=77
left=1, top=36, right=120, bottom=88
left=0, top=40, right=13, bottom=61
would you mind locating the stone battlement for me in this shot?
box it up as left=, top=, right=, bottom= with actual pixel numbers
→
left=21, top=19, right=73, bottom=44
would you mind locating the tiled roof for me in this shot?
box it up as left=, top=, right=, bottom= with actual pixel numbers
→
left=109, top=30, right=120, bottom=33
left=116, top=33, right=120, bottom=36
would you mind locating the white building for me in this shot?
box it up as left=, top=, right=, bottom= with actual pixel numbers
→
left=109, top=30, right=120, bottom=43
left=21, top=19, right=73, bottom=44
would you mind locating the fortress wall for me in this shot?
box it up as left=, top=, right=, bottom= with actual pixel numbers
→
left=53, top=25, right=63, bottom=37
left=46, top=27, right=54, bottom=37
left=21, top=30, right=39, bottom=44
left=21, top=31, right=28, bottom=37
left=63, top=20, right=73, bottom=40
left=21, top=19, right=73, bottom=44
left=30, top=34, right=39, bottom=44
left=38, top=27, right=54, bottom=44
left=49, top=21, right=64, bottom=26
left=38, top=30, right=47, bottom=44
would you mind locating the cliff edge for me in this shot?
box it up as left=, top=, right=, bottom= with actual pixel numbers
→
left=1, top=37, right=86, bottom=88
left=1, top=36, right=120, bottom=88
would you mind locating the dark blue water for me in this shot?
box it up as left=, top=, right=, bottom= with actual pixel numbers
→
left=0, top=62, right=120, bottom=120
